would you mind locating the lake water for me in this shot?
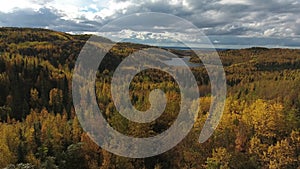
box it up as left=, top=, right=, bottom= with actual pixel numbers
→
left=162, top=57, right=201, bottom=67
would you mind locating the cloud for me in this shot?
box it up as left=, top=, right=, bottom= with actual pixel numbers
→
left=0, top=0, right=299, bottom=48
left=0, top=7, right=101, bottom=32
left=99, top=0, right=300, bottom=38
left=0, top=8, right=59, bottom=27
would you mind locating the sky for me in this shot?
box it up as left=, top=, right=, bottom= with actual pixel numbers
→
left=0, top=0, right=300, bottom=48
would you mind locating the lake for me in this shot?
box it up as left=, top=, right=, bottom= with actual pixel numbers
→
left=162, top=57, right=201, bottom=67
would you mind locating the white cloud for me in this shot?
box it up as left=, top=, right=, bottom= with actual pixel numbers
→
left=96, top=0, right=133, bottom=19
left=98, top=28, right=207, bottom=46
left=0, top=0, right=41, bottom=12
left=218, top=0, right=250, bottom=5
left=213, top=40, right=220, bottom=43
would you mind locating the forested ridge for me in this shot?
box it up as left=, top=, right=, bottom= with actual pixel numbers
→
left=0, top=27, right=299, bottom=169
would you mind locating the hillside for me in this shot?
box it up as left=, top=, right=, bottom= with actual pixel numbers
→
left=0, top=28, right=299, bottom=168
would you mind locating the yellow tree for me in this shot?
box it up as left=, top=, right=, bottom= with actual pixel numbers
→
left=49, top=88, right=63, bottom=113
left=290, top=130, right=300, bottom=167
left=0, top=143, right=15, bottom=168
left=29, top=88, right=39, bottom=109
left=0, top=123, right=19, bottom=167
left=72, top=117, right=82, bottom=143
left=242, top=99, right=285, bottom=139
left=264, top=139, right=296, bottom=169
left=248, top=136, right=268, bottom=167
left=81, top=133, right=102, bottom=169
left=206, top=147, right=231, bottom=169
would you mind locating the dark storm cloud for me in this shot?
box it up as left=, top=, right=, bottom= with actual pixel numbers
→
left=104, top=0, right=300, bottom=37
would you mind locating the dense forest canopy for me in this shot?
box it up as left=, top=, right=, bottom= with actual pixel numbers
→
left=0, top=27, right=299, bottom=169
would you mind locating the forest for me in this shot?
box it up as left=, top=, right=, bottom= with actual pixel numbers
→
left=0, top=27, right=299, bottom=169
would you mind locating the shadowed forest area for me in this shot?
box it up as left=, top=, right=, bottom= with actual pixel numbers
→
left=0, top=27, right=299, bottom=169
